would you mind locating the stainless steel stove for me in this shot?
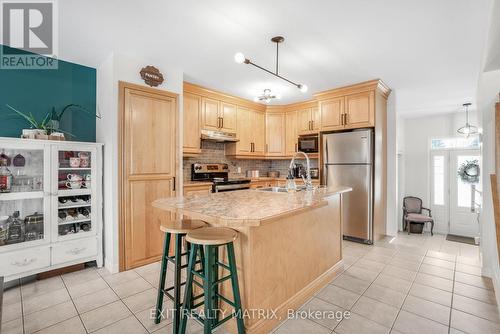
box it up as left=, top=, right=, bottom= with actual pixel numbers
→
left=191, top=163, right=251, bottom=192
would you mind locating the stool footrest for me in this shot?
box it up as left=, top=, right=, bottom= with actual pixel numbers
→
left=216, top=293, right=236, bottom=308
left=213, top=312, right=239, bottom=330
left=216, top=261, right=230, bottom=270
left=212, top=274, right=232, bottom=286
left=193, top=279, right=203, bottom=288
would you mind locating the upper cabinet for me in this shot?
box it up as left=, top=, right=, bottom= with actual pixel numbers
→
left=220, top=102, right=237, bottom=133
left=295, top=101, right=320, bottom=135
left=285, top=111, right=298, bottom=156
left=265, top=110, right=286, bottom=157
left=226, top=107, right=265, bottom=157
left=183, top=93, right=201, bottom=156
left=320, top=97, right=344, bottom=131
left=316, top=81, right=386, bottom=131
left=344, top=91, right=374, bottom=129
left=201, top=97, right=220, bottom=131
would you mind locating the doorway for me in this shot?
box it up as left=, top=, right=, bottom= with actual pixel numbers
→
left=430, top=148, right=481, bottom=238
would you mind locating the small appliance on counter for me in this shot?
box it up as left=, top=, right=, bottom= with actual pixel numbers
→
left=310, top=168, right=319, bottom=179
left=246, top=170, right=259, bottom=178
left=192, top=163, right=251, bottom=192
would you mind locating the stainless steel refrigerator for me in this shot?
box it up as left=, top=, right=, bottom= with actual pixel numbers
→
left=322, top=129, right=374, bottom=244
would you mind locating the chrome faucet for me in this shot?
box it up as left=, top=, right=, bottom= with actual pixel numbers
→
left=288, top=151, right=314, bottom=191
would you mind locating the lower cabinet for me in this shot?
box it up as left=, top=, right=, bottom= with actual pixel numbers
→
left=51, top=237, right=98, bottom=265
left=0, top=246, right=51, bottom=276
left=184, top=183, right=212, bottom=195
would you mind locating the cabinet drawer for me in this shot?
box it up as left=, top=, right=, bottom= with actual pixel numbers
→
left=52, top=237, right=97, bottom=265
left=0, top=246, right=50, bottom=276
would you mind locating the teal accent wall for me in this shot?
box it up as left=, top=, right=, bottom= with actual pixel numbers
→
left=0, top=45, right=96, bottom=142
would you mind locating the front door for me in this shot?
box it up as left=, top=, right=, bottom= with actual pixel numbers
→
left=430, top=149, right=480, bottom=237
left=449, top=150, right=481, bottom=237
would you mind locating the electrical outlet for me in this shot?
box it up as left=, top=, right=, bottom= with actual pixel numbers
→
left=237, top=167, right=241, bottom=174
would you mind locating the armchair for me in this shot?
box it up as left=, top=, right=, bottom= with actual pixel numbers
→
left=403, top=196, right=434, bottom=235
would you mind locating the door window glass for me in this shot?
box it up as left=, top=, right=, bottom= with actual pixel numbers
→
left=432, top=155, right=445, bottom=205
left=456, top=155, right=480, bottom=208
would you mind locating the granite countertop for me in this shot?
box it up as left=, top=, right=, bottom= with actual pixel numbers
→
left=153, top=186, right=351, bottom=227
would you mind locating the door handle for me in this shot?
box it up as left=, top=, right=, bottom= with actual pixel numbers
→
left=221, top=117, right=224, bottom=129
left=295, top=143, right=297, bottom=152
left=311, top=120, right=314, bottom=130
left=266, top=144, right=268, bottom=153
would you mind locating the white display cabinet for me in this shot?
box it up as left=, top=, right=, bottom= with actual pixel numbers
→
left=0, top=137, right=103, bottom=281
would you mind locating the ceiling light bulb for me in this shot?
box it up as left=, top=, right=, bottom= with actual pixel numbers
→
left=299, top=84, right=308, bottom=93
left=275, top=94, right=282, bottom=100
left=254, top=96, right=260, bottom=102
left=234, top=52, right=246, bottom=64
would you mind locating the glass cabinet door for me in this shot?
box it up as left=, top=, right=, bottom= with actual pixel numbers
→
left=0, top=144, right=50, bottom=248
left=54, top=147, right=97, bottom=240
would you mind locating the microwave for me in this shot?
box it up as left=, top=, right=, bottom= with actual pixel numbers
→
left=298, top=135, right=319, bottom=153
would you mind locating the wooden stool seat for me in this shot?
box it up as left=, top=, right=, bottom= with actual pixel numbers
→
left=159, top=219, right=206, bottom=234
left=186, top=227, right=238, bottom=245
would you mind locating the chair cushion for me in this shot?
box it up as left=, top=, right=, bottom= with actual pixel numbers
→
left=407, top=213, right=433, bottom=222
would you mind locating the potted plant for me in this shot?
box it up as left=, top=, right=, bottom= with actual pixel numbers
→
left=6, top=104, right=101, bottom=140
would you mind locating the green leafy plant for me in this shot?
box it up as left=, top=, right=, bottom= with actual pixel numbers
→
left=6, top=104, right=51, bottom=131
left=5, top=103, right=101, bottom=138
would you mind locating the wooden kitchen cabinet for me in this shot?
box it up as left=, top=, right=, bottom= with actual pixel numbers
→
left=285, top=111, right=298, bottom=156
left=266, top=111, right=286, bottom=157
left=320, top=97, right=344, bottom=131
left=252, top=109, right=266, bottom=155
left=201, top=98, right=237, bottom=134
left=297, top=106, right=320, bottom=135
left=344, top=91, right=374, bottom=129
left=226, top=107, right=265, bottom=157
left=183, top=93, right=201, bottom=156
left=183, top=183, right=212, bottom=195
left=201, top=97, right=220, bottom=131
left=119, top=81, right=177, bottom=270
left=220, top=102, right=237, bottom=133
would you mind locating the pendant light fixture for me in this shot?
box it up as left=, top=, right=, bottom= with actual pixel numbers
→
left=254, top=89, right=281, bottom=104
left=234, top=36, right=308, bottom=93
left=457, top=103, right=478, bottom=136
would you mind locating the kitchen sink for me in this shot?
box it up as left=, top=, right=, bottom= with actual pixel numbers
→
left=257, top=186, right=309, bottom=192
left=257, top=187, right=290, bottom=193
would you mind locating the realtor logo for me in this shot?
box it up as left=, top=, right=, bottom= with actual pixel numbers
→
left=1, top=0, right=58, bottom=69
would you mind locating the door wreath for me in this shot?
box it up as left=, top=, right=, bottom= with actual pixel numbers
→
left=458, top=159, right=480, bottom=184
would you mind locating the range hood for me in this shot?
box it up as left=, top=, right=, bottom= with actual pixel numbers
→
left=201, top=129, right=239, bottom=142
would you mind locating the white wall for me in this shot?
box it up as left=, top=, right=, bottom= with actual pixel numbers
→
left=96, top=53, right=183, bottom=273
left=386, top=92, right=398, bottom=236
left=400, top=110, right=478, bottom=233
left=476, top=69, right=500, bottom=289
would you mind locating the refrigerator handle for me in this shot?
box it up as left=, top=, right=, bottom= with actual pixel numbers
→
left=324, top=164, right=328, bottom=185
left=324, top=137, right=329, bottom=163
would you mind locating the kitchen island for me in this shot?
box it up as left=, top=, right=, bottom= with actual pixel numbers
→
left=153, top=186, right=351, bottom=334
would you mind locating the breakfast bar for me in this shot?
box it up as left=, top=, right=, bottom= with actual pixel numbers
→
left=153, top=186, right=351, bottom=334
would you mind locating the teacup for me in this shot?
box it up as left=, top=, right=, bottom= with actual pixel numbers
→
left=66, top=181, right=82, bottom=189
left=69, top=157, right=81, bottom=168
left=67, top=174, right=83, bottom=182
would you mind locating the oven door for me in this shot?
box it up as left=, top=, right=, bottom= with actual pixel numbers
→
left=298, top=136, right=318, bottom=153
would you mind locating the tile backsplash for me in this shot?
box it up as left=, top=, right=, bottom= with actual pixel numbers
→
left=183, top=141, right=318, bottom=181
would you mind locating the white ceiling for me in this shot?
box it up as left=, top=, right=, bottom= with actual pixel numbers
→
left=58, top=0, right=494, bottom=116
left=180, top=0, right=493, bottom=115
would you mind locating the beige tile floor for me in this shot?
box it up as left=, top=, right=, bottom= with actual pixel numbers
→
left=1, top=232, right=498, bottom=334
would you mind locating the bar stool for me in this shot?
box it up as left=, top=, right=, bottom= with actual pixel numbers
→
left=180, top=227, right=245, bottom=334
left=154, top=219, right=206, bottom=333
